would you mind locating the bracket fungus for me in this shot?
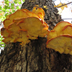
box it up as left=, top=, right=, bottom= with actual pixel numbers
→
left=46, top=21, right=72, bottom=55
left=1, top=7, right=72, bottom=55
left=47, top=21, right=71, bottom=40
left=46, top=35, right=72, bottom=54
left=1, top=7, right=48, bottom=45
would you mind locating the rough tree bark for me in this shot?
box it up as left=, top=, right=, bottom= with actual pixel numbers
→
left=0, top=0, right=72, bottom=72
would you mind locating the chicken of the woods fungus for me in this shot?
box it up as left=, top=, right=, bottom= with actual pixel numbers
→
left=1, top=7, right=49, bottom=45
left=2, top=6, right=72, bottom=55
left=46, top=21, right=72, bottom=55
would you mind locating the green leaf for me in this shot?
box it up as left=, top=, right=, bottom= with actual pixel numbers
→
left=16, top=6, right=20, bottom=9
left=12, top=9, right=15, bottom=13
left=8, top=7, right=10, bottom=9
left=6, top=3, right=9, bottom=6
left=1, top=18, right=5, bottom=21
left=0, top=6, right=2, bottom=10
left=2, top=8, right=6, bottom=12
left=1, top=16, right=6, bottom=21
left=0, top=42, right=4, bottom=44
left=5, top=13, right=9, bottom=17
left=5, top=0, right=9, bottom=5
left=11, top=3, right=15, bottom=9
left=4, top=5, right=9, bottom=9
left=0, top=35, right=5, bottom=47
left=0, top=38, right=3, bottom=41
left=6, top=9, right=9, bottom=12
left=0, top=15, right=3, bottom=19
left=9, top=12, right=12, bottom=14
left=11, top=3, right=14, bottom=7
left=0, top=35, right=2, bottom=37
left=18, top=1, right=22, bottom=4
left=14, top=0, right=18, bottom=4
left=0, top=11, right=2, bottom=13
left=23, top=0, right=25, bottom=2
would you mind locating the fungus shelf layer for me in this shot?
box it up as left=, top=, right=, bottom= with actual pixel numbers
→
left=1, top=7, right=49, bottom=45
left=46, top=21, right=72, bottom=55
left=46, top=35, right=72, bottom=55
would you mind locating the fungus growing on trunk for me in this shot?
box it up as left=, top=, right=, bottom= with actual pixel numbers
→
left=1, top=7, right=48, bottom=45
left=46, top=35, right=72, bottom=55
left=46, top=21, right=72, bottom=55
left=62, top=25, right=72, bottom=35
left=47, top=21, right=71, bottom=40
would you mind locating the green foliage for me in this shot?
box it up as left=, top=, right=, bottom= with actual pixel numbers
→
left=0, top=0, right=25, bottom=21
left=0, top=34, right=5, bottom=48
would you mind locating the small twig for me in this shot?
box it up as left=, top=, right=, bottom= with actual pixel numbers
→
left=62, top=18, right=72, bottom=20
left=56, top=2, right=72, bottom=8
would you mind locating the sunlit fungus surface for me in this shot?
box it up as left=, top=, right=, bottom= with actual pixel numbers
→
left=1, top=7, right=49, bottom=45
left=46, top=21, right=72, bottom=55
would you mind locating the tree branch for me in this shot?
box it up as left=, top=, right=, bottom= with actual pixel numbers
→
left=56, top=2, right=72, bottom=8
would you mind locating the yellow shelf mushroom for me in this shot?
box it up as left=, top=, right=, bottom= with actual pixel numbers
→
left=46, top=21, right=72, bottom=55
left=1, top=7, right=49, bottom=45
left=46, top=35, right=72, bottom=55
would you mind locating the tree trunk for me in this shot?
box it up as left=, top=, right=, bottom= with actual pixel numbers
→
left=0, top=0, right=72, bottom=72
